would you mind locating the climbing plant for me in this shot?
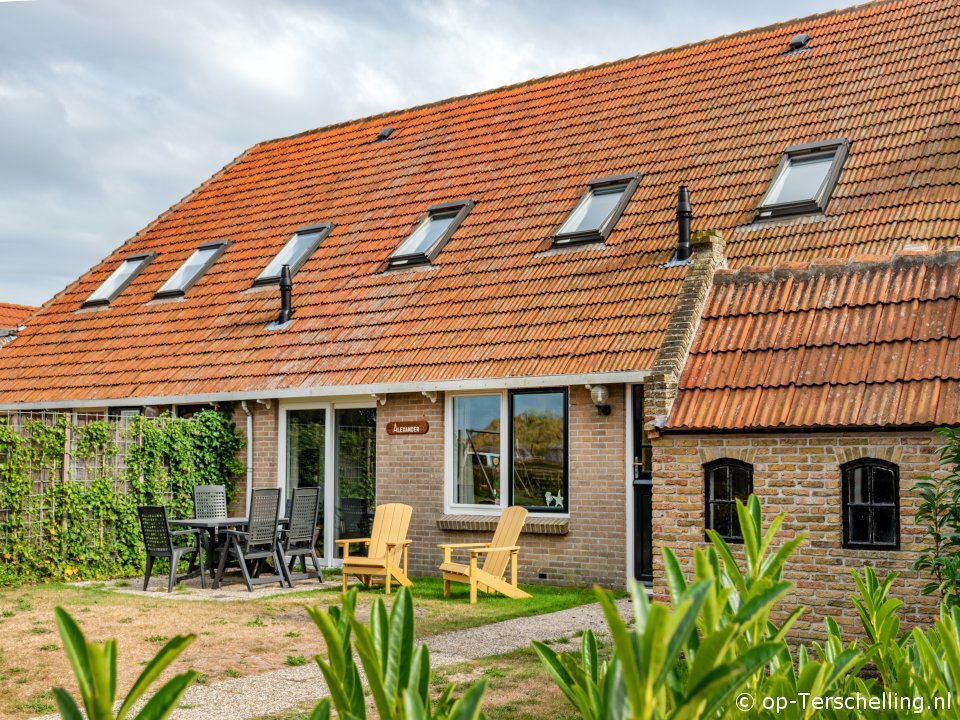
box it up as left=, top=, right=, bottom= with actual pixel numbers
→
left=0, top=409, right=244, bottom=585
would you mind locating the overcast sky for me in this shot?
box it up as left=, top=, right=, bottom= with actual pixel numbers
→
left=0, top=0, right=844, bottom=307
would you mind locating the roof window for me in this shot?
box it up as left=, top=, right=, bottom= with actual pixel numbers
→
left=554, top=173, right=640, bottom=246
left=154, top=241, right=228, bottom=299
left=757, top=139, right=849, bottom=219
left=388, top=200, right=474, bottom=268
left=254, top=224, right=332, bottom=286
left=82, top=252, right=155, bottom=308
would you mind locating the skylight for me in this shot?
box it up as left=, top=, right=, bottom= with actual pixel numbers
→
left=757, top=139, right=849, bottom=219
left=554, top=173, right=640, bottom=246
left=82, top=253, right=155, bottom=308
left=154, top=241, right=228, bottom=299
left=254, top=224, right=333, bottom=286
left=388, top=200, right=474, bottom=268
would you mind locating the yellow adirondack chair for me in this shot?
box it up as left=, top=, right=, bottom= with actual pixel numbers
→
left=338, top=503, right=413, bottom=594
left=438, top=506, right=532, bottom=603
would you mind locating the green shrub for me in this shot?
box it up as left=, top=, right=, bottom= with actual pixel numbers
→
left=536, top=495, right=960, bottom=719
left=306, top=587, right=486, bottom=720
left=52, top=606, right=197, bottom=720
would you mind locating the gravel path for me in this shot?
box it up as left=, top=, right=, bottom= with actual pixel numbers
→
left=34, top=598, right=632, bottom=720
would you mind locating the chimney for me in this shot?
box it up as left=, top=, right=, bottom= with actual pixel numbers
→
left=278, top=264, right=294, bottom=324
left=676, top=186, right=692, bottom=262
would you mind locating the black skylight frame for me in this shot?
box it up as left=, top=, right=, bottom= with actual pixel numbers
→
left=253, top=223, right=334, bottom=287
left=387, top=200, right=474, bottom=268
left=553, top=172, right=641, bottom=247
left=81, top=252, right=156, bottom=308
left=153, top=240, right=229, bottom=300
left=756, top=138, right=850, bottom=220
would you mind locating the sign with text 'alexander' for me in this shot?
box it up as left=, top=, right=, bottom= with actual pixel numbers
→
left=386, top=420, right=429, bottom=436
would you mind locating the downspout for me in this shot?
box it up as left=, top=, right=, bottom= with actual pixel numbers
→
left=241, top=400, right=254, bottom=516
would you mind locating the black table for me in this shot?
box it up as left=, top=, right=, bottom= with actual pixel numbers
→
left=171, top=517, right=247, bottom=577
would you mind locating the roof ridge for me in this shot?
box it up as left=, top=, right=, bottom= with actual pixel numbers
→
left=0, top=302, right=37, bottom=311
left=714, top=246, right=960, bottom=284
left=253, top=0, right=902, bottom=149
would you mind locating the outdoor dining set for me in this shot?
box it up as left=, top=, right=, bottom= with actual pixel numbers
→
left=137, top=488, right=532, bottom=604
left=136, top=485, right=324, bottom=593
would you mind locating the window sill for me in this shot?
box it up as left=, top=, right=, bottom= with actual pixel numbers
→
left=437, top=514, right=569, bottom=535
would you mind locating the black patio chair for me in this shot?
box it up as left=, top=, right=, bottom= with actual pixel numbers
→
left=137, top=505, right=205, bottom=593
left=214, top=488, right=290, bottom=591
left=281, top=486, right=323, bottom=586
left=193, top=484, right=227, bottom=519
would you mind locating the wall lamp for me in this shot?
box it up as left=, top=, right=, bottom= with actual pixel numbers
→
left=587, top=384, right=612, bottom=416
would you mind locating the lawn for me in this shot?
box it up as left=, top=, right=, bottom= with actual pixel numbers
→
left=0, top=577, right=598, bottom=719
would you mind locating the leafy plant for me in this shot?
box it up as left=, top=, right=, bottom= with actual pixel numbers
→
left=306, top=587, right=486, bottom=720
left=0, top=409, right=243, bottom=584
left=914, top=427, right=960, bottom=608
left=51, top=606, right=197, bottom=720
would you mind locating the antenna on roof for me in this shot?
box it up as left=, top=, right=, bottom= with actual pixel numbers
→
left=374, top=126, right=394, bottom=143
left=278, top=264, right=294, bottom=324
left=785, top=33, right=810, bottom=54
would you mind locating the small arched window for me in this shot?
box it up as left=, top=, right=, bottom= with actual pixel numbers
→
left=841, top=459, right=899, bottom=549
left=704, top=459, right=753, bottom=543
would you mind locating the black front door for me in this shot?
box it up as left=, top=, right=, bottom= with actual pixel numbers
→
left=632, top=385, right=653, bottom=582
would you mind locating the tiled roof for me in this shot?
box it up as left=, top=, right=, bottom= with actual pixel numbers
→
left=668, top=249, right=960, bottom=430
left=1, top=0, right=960, bottom=404
left=0, top=303, right=36, bottom=331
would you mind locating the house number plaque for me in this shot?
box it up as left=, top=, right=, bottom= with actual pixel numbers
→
left=386, top=420, right=429, bottom=435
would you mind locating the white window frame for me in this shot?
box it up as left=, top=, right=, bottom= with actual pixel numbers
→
left=444, top=390, right=508, bottom=515
left=277, top=397, right=376, bottom=567
left=444, top=389, right=570, bottom=519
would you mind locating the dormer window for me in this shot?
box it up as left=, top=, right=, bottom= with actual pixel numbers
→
left=154, top=241, right=228, bottom=299
left=388, top=200, right=474, bottom=268
left=254, top=224, right=333, bottom=286
left=82, top=252, right=155, bottom=308
left=757, top=139, right=849, bottom=219
left=554, top=173, right=640, bottom=246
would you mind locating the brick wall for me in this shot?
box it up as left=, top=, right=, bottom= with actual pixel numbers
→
left=377, top=386, right=628, bottom=587
left=652, top=431, right=942, bottom=643
left=229, top=401, right=279, bottom=513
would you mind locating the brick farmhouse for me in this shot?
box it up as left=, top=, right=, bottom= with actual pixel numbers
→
left=0, top=0, right=958, bottom=633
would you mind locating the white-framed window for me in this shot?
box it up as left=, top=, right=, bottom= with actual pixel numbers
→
left=445, top=389, right=569, bottom=516
left=446, top=391, right=508, bottom=511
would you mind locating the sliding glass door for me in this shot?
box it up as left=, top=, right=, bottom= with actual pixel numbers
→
left=281, top=402, right=376, bottom=565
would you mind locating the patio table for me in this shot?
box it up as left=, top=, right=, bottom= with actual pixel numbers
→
left=170, top=516, right=247, bottom=578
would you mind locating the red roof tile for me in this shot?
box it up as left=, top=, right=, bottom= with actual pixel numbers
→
left=668, top=250, right=960, bottom=430
left=0, top=303, right=36, bottom=331
left=2, top=0, right=960, bottom=404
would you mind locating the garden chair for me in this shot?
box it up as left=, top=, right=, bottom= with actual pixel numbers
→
left=137, top=505, right=205, bottom=593
left=281, top=486, right=324, bottom=585
left=214, top=488, right=290, bottom=591
left=193, top=485, right=227, bottom=519
left=438, top=505, right=531, bottom=603
left=338, top=503, right=412, bottom=594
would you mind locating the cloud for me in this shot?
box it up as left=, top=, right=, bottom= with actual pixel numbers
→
left=0, top=0, right=842, bottom=306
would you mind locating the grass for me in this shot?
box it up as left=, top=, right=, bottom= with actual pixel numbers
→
left=0, top=576, right=599, bottom=719
left=285, top=655, right=307, bottom=666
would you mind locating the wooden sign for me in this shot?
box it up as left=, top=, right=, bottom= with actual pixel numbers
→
left=386, top=420, right=429, bottom=436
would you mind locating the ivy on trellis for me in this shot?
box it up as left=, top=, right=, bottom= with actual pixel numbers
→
left=0, top=409, right=244, bottom=584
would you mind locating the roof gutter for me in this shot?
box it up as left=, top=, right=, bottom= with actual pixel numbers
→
left=240, top=400, right=254, bottom=517
left=0, top=370, right=652, bottom=411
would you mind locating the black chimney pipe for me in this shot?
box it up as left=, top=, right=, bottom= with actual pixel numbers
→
left=676, top=185, right=692, bottom=262
left=278, top=264, right=294, bottom=324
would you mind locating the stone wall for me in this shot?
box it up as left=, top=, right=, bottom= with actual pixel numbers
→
left=651, top=430, right=942, bottom=642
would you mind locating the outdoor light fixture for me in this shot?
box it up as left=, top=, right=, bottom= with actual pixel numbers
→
left=590, top=385, right=611, bottom=416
